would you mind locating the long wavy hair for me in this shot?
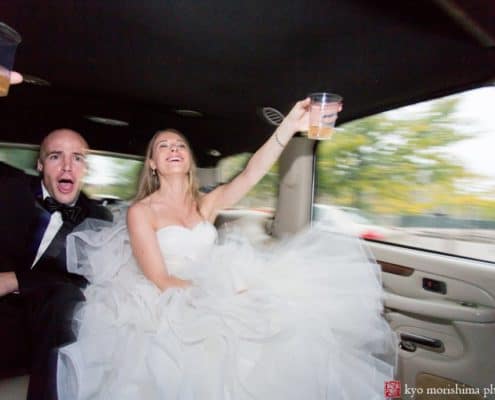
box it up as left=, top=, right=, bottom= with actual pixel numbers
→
left=134, top=129, right=201, bottom=202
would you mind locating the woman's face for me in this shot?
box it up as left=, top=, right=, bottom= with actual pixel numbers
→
left=150, top=131, right=192, bottom=177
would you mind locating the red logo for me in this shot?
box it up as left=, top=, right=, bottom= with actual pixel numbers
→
left=384, top=380, right=401, bottom=398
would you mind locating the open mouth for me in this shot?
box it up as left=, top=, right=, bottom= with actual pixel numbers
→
left=57, top=178, right=74, bottom=194
left=167, top=156, right=183, bottom=162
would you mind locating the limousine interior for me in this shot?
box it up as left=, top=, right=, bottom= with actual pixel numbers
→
left=1, top=0, right=494, bottom=399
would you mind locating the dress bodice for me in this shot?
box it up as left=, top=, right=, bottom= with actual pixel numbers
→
left=156, top=221, right=217, bottom=276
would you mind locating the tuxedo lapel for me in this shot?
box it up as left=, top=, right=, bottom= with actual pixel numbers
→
left=27, top=199, right=51, bottom=266
left=26, top=179, right=51, bottom=267
left=35, top=222, right=71, bottom=272
left=34, top=194, right=90, bottom=272
left=73, top=193, right=91, bottom=222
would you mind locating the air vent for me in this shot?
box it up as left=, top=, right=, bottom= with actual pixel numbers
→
left=260, top=107, right=285, bottom=126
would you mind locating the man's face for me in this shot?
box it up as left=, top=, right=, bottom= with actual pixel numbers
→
left=37, top=129, right=88, bottom=205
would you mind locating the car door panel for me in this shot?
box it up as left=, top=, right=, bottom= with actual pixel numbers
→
left=368, top=242, right=495, bottom=400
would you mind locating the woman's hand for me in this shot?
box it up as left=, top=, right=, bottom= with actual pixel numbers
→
left=10, top=71, right=23, bottom=85
left=279, top=97, right=310, bottom=136
left=160, top=276, right=192, bottom=291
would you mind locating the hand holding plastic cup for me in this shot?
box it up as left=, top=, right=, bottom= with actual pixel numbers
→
left=0, top=22, right=22, bottom=97
left=308, top=92, right=343, bottom=140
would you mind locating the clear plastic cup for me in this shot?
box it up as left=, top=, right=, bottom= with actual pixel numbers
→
left=308, top=92, right=343, bottom=140
left=0, top=22, right=22, bottom=97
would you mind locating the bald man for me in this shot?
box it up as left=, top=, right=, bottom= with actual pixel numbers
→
left=0, top=129, right=113, bottom=400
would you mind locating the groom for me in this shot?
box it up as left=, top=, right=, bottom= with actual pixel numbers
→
left=0, top=129, right=113, bottom=400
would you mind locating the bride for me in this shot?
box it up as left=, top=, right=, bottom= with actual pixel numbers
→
left=57, top=98, right=397, bottom=399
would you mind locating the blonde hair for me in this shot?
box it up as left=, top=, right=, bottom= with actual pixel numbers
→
left=134, top=129, right=201, bottom=202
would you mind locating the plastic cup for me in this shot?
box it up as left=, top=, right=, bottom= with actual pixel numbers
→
left=308, top=92, right=343, bottom=140
left=0, top=22, right=22, bottom=97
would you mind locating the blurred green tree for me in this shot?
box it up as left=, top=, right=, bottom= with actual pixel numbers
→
left=219, top=153, right=278, bottom=209
left=316, top=98, right=484, bottom=215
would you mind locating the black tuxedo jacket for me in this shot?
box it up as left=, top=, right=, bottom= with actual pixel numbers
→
left=0, top=162, right=113, bottom=292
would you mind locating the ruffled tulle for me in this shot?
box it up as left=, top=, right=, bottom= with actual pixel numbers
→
left=58, top=215, right=397, bottom=400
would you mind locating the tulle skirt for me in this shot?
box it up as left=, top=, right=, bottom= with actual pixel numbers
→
left=57, top=218, right=397, bottom=400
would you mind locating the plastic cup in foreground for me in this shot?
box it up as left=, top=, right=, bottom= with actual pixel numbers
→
left=0, top=22, right=22, bottom=97
left=308, top=92, right=343, bottom=140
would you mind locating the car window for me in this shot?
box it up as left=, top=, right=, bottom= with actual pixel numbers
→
left=0, top=143, right=38, bottom=175
left=84, top=153, right=143, bottom=201
left=0, top=144, right=143, bottom=202
left=314, top=86, right=495, bottom=263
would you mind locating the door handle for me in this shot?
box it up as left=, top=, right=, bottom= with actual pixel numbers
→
left=400, top=333, right=444, bottom=353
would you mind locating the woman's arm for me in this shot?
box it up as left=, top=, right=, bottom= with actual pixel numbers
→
left=127, top=203, right=190, bottom=291
left=201, top=98, right=310, bottom=218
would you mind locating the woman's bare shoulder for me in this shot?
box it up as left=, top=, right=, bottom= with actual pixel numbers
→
left=128, top=196, right=154, bottom=225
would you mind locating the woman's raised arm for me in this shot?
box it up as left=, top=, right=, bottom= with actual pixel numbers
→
left=201, top=98, right=310, bottom=218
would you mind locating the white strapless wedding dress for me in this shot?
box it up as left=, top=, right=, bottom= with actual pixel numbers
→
left=57, top=218, right=396, bottom=400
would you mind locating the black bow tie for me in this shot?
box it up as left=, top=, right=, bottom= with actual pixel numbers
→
left=43, top=197, right=84, bottom=225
